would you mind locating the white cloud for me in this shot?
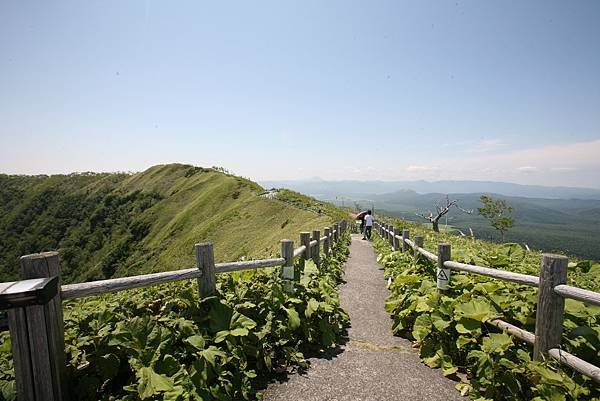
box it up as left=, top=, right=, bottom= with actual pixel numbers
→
left=516, top=166, right=540, bottom=174
left=406, top=165, right=439, bottom=173
left=443, top=139, right=600, bottom=186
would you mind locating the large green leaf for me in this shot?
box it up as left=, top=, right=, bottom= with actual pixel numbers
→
left=284, top=307, right=301, bottom=330
left=137, top=367, right=174, bottom=399
left=185, top=335, right=206, bottom=350
left=454, top=299, right=499, bottom=322
left=481, top=333, right=513, bottom=355
left=412, top=314, right=432, bottom=342
left=305, top=298, right=319, bottom=318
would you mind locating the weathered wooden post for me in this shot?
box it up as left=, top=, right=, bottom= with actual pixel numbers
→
left=280, top=239, right=295, bottom=293
left=437, top=243, right=451, bottom=292
left=300, top=232, right=311, bottom=277
left=196, top=243, right=216, bottom=297
left=393, top=227, right=400, bottom=251
left=534, top=254, right=568, bottom=360
left=312, top=230, right=321, bottom=268
left=402, top=229, right=410, bottom=252
left=389, top=225, right=395, bottom=248
left=333, top=223, right=339, bottom=243
left=323, top=227, right=331, bottom=258
left=7, top=252, right=67, bottom=401
left=414, top=236, right=424, bottom=261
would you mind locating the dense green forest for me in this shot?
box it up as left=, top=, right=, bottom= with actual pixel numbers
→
left=0, top=164, right=345, bottom=284
left=363, top=191, right=600, bottom=261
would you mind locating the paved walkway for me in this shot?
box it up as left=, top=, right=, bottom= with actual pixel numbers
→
left=263, top=234, right=463, bottom=401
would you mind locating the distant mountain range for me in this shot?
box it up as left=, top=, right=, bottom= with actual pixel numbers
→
left=260, top=179, right=600, bottom=201
left=260, top=178, right=600, bottom=261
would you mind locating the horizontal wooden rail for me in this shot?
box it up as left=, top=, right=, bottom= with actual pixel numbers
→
left=293, top=245, right=307, bottom=258
left=487, top=318, right=535, bottom=345
left=215, top=258, right=286, bottom=273
left=62, top=258, right=287, bottom=300
left=554, top=284, right=600, bottom=307
left=62, top=268, right=199, bottom=300
left=548, top=348, right=600, bottom=384
left=309, top=239, right=318, bottom=247
left=444, top=261, right=539, bottom=287
left=417, top=247, right=438, bottom=262
left=486, top=320, right=600, bottom=383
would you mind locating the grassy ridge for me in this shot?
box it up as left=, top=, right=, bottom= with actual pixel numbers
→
left=0, top=164, right=344, bottom=284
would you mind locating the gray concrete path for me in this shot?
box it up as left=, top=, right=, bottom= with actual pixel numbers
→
left=262, top=234, right=463, bottom=401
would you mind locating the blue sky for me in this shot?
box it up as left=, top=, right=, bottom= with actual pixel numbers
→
left=1, top=1, right=599, bottom=187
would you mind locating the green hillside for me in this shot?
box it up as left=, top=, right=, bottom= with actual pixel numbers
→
left=0, top=164, right=345, bottom=284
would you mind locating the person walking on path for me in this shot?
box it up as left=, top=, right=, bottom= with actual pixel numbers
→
left=362, top=210, right=373, bottom=240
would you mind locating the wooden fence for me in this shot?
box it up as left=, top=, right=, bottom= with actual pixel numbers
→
left=373, top=220, right=600, bottom=384
left=0, top=220, right=349, bottom=401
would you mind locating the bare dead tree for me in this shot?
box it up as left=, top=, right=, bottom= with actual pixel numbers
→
left=416, top=195, right=473, bottom=233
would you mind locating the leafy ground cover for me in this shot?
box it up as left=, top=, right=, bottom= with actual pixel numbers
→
left=375, top=219, right=599, bottom=401
left=0, top=234, right=351, bottom=401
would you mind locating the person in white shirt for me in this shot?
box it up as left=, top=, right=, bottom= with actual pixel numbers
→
left=362, top=210, right=374, bottom=240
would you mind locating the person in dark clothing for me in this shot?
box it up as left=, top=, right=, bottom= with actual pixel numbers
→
left=362, top=210, right=373, bottom=240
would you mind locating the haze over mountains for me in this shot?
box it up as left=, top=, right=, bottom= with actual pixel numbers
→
left=261, top=179, right=600, bottom=201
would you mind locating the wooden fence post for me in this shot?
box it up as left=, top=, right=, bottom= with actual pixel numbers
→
left=402, top=230, right=409, bottom=252
left=389, top=225, right=395, bottom=248
left=323, top=227, right=331, bottom=258
left=196, top=243, right=216, bottom=297
left=534, top=254, right=568, bottom=360
left=8, top=252, right=66, bottom=401
left=300, top=232, right=311, bottom=260
left=393, top=227, right=400, bottom=251
left=414, top=236, right=424, bottom=261
left=333, top=223, right=339, bottom=243
left=437, top=243, right=451, bottom=292
left=300, top=232, right=311, bottom=277
left=312, top=230, right=321, bottom=268
left=280, top=239, right=295, bottom=293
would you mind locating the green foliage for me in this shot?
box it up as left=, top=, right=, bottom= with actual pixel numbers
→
left=376, top=220, right=599, bottom=401
left=477, top=195, right=514, bottom=241
left=0, top=234, right=351, bottom=400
